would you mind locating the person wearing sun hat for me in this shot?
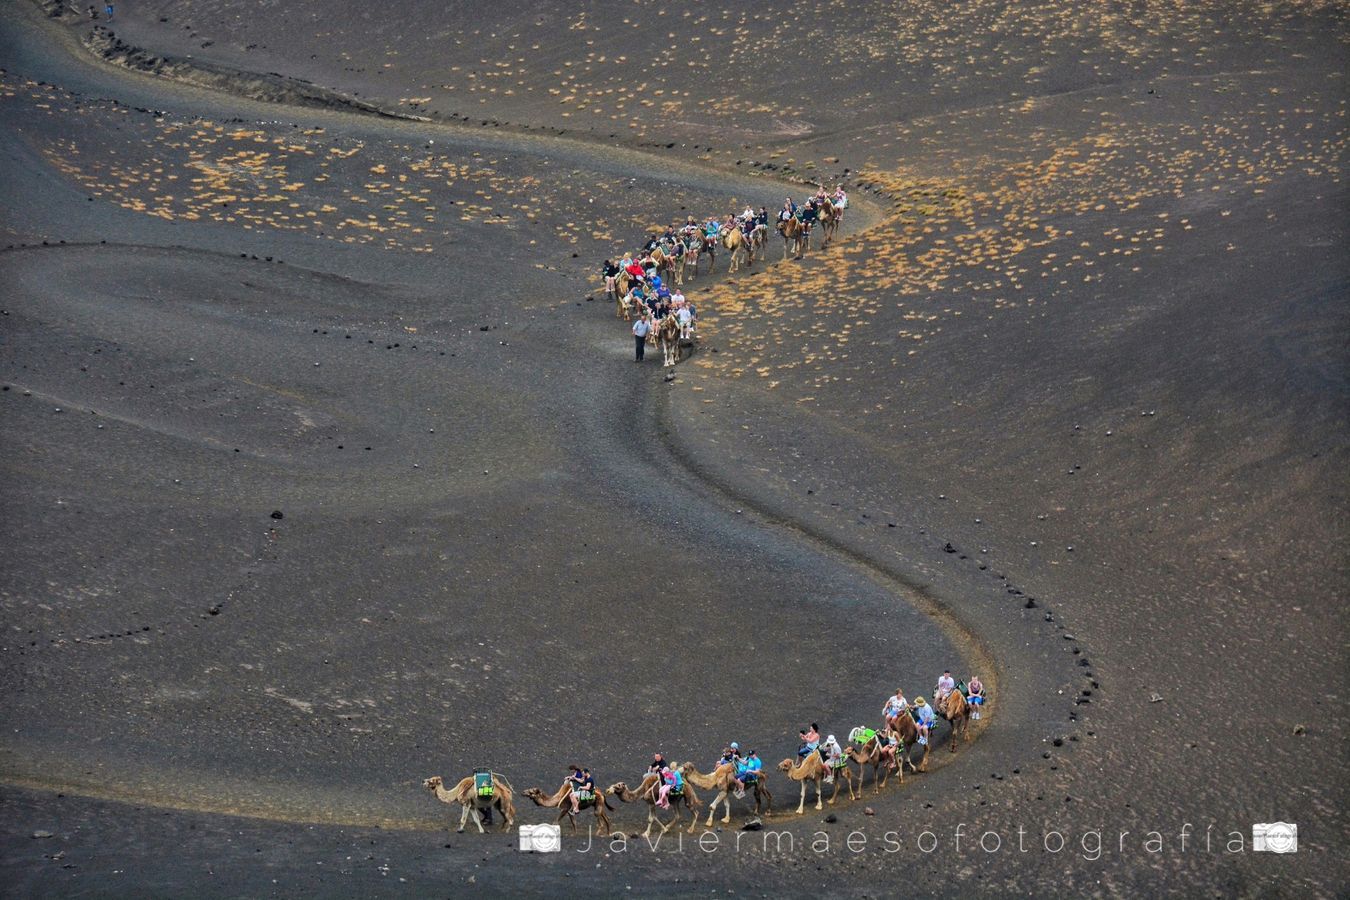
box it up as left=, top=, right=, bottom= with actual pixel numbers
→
left=912, top=696, right=936, bottom=746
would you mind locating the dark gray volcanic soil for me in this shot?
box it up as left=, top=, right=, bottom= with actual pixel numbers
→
left=1, top=0, right=1347, bottom=897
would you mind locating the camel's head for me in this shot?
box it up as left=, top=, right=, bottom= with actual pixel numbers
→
left=522, top=787, right=545, bottom=801
left=606, top=782, right=626, bottom=796
left=777, top=759, right=795, bottom=773
left=422, top=776, right=443, bottom=791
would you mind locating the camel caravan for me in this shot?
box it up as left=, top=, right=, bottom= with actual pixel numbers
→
left=602, top=184, right=849, bottom=367
left=424, top=672, right=985, bottom=835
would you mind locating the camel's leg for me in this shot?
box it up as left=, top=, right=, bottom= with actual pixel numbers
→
left=456, top=803, right=469, bottom=833
left=795, top=781, right=807, bottom=815
left=814, top=778, right=824, bottom=811
left=720, top=789, right=731, bottom=824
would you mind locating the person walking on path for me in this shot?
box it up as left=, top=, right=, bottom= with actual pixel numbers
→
left=632, top=315, right=651, bottom=362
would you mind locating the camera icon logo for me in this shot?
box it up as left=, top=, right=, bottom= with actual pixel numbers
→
left=1252, top=822, right=1297, bottom=853
left=518, top=823, right=562, bottom=853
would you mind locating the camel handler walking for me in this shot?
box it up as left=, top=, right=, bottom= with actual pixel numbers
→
left=632, top=314, right=652, bottom=362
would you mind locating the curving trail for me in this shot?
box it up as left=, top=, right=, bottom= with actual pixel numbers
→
left=1, top=1, right=1345, bottom=897
left=0, top=0, right=982, bottom=835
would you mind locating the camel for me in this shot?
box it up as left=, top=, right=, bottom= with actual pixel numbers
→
left=776, top=753, right=856, bottom=814
left=827, top=197, right=844, bottom=236
left=607, top=772, right=702, bottom=838
left=800, top=216, right=815, bottom=253
left=614, top=270, right=633, bottom=318
left=682, top=236, right=700, bottom=280
left=679, top=761, right=772, bottom=827
left=522, top=781, right=614, bottom=836
left=649, top=245, right=676, bottom=286
left=656, top=314, right=683, bottom=367
left=778, top=217, right=805, bottom=260
left=423, top=774, right=516, bottom=834
left=885, top=709, right=929, bottom=774
left=750, top=221, right=769, bottom=252
left=618, top=288, right=642, bottom=321
left=817, top=198, right=839, bottom=244
left=666, top=243, right=687, bottom=286
left=698, top=233, right=717, bottom=275
left=721, top=224, right=751, bottom=273
left=845, top=731, right=897, bottom=793
left=936, top=690, right=972, bottom=752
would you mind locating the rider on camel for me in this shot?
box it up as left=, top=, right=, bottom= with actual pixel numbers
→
left=935, top=670, right=956, bottom=703
left=883, top=687, right=908, bottom=726
left=797, top=723, right=821, bottom=758
left=733, top=748, right=761, bottom=797
left=877, top=726, right=900, bottom=771
left=567, top=765, right=594, bottom=816
left=967, top=675, right=985, bottom=719
left=820, top=734, right=844, bottom=783
left=912, top=697, right=936, bottom=745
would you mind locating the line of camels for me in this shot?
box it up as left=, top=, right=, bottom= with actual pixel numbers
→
left=608, top=197, right=845, bottom=324
left=424, top=690, right=972, bottom=839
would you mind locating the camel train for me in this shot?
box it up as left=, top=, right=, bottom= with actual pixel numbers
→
left=424, top=686, right=976, bottom=834
left=603, top=188, right=848, bottom=367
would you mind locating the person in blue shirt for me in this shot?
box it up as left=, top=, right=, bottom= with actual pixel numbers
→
left=734, top=749, right=762, bottom=797
left=912, top=697, right=937, bottom=745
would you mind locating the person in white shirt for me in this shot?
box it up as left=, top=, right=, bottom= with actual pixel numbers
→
left=820, top=734, right=843, bottom=783
left=883, top=688, right=907, bottom=726
left=632, top=315, right=651, bottom=362
left=935, top=670, right=956, bottom=703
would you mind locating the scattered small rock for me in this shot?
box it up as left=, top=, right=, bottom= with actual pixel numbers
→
left=270, top=510, right=284, bottom=520
left=31, top=830, right=53, bottom=839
